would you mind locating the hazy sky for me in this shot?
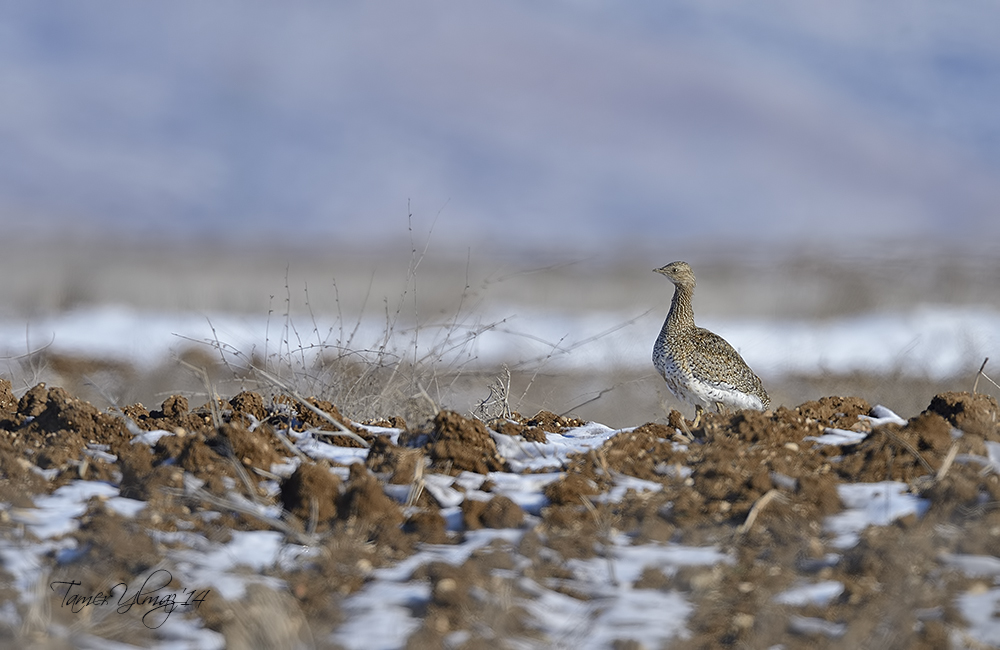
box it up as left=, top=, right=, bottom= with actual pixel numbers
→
left=2, top=1, right=999, bottom=251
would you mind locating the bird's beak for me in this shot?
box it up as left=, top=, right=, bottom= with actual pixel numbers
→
left=653, top=267, right=667, bottom=275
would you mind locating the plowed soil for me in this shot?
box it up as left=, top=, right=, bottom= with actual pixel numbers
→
left=3, top=376, right=1000, bottom=648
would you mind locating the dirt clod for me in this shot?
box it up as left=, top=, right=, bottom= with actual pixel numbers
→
left=281, top=460, right=341, bottom=529
left=426, top=410, right=506, bottom=475
left=338, top=463, right=406, bottom=551
left=0, top=378, right=16, bottom=412
left=925, top=391, right=999, bottom=438
left=525, top=410, right=585, bottom=432
left=462, top=495, right=524, bottom=530
left=230, top=390, right=267, bottom=421
left=405, top=510, right=450, bottom=544
left=366, top=435, right=423, bottom=484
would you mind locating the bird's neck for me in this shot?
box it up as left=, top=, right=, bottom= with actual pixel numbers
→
left=664, top=283, right=695, bottom=332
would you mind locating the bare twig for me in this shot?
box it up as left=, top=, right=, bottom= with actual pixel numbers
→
left=163, top=485, right=319, bottom=546
left=518, top=333, right=567, bottom=407
left=973, top=357, right=1000, bottom=394
left=560, top=375, right=654, bottom=418
left=204, top=317, right=244, bottom=382
left=0, top=331, right=55, bottom=361
left=936, top=443, right=960, bottom=482
left=876, top=428, right=935, bottom=475
left=559, top=385, right=618, bottom=418
left=253, top=366, right=369, bottom=447
left=415, top=383, right=440, bottom=416
left=476, top=365, right=512, bottom=421
left=175, top=357, right=223, bottom=429
left=307, top=497, right=319, bottom=538
left=974, top=357, right=988, bottom=393
left=274, top=424, right=311, bottom=461
left=228, top=455, right=265, bottom=507
left=264, top=294, right=275, bottom=375
left=81, top=373, right=122, bottom=409
left=739, top=489, right=786, bottom=535
left=405, top=456, right=426, bottom=509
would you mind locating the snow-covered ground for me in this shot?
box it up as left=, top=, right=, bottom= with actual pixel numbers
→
left=4, top=409, right=1000, bottom=647
left=2, top=303, right=997, bottom=380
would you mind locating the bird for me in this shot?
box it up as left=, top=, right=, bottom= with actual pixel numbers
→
left=652, top=261, right=769, bottom=423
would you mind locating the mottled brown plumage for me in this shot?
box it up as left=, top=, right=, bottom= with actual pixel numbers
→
left=652, top=261, right=769, bottom=420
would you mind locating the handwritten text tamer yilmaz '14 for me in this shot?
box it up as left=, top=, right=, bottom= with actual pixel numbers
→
left=50, top=569, right=210, bottom=629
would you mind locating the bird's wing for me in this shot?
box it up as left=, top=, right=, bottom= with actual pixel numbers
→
left=687, top=328, right=763, bottom=390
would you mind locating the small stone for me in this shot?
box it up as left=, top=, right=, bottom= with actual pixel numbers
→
left=968, top=582, right=990, bottom=595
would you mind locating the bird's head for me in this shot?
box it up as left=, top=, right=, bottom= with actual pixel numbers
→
left=653, top=261, right=696, bottom=288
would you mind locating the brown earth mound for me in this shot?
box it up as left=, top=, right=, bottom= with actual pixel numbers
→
left=424, top=410, right=506, bottom=475
left=280, top=460, right=342, bottom=529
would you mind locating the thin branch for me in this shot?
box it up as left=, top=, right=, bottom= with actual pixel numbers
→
left=175, top=357, right=223, bottom=429
left=973, top=358, right=1000, bottom=394
left=876, top=428, right=935, bottom=475
left=253, top=366, right=370, bottom=447
left=739, top=489, right=786, bottom=535
left=163, top=485, right=318, bottom=546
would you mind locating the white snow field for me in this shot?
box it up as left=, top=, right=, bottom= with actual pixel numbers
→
left=1, top=303, right=998, bottom=380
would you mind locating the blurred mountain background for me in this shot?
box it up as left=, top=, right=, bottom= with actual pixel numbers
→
left=2, top=1, right=999, bottom=250
left=1, top=1, right=999, bottom=423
